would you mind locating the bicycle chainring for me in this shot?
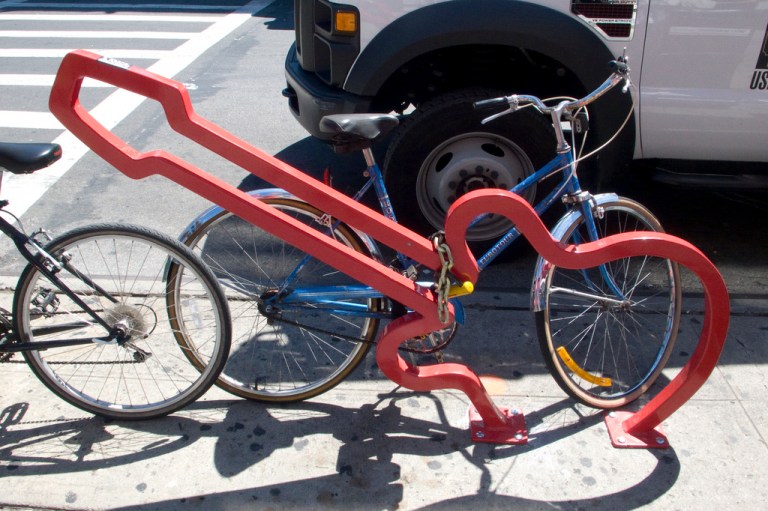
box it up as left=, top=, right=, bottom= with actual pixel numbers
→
left=398, top=322, right=458, bottom=354
left=0, top=307, right=14, bottom=362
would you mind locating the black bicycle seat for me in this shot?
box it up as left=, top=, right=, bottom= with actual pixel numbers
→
left=0, top=142, right=62, bottom=174
left=320, top=114, right=399, bottom=150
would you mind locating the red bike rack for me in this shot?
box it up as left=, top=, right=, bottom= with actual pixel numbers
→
left=49, top=50, right=730, bottom=448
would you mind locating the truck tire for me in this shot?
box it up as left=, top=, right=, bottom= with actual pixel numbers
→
left=383, top=88, right=555, bottom=257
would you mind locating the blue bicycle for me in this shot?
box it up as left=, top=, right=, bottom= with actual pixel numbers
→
left=177, top=58, right=682, bottom=409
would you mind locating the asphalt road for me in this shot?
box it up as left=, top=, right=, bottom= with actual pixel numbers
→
left=0, top=0, right=301, bottom=267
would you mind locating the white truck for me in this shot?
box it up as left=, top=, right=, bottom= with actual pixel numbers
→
left=283, top=0, right=768, bottom=241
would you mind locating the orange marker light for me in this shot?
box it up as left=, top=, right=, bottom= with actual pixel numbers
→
left=335, top=12, right=357, bottom=34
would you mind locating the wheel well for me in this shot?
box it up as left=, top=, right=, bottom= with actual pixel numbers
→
left=370, top=45, right=585, bottom=113
left=372, top=44, right=636, bottom=191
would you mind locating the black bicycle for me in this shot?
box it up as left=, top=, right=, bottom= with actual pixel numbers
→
left=0, top=141, right=231, bottom=419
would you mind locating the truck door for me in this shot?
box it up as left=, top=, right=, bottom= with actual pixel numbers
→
left=639, top=0, right=768, bottom=162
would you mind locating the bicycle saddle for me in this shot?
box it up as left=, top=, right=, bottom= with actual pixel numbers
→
left=320, top=114, right=399, bottom=150
left=0, top=142, right=62, bottom=174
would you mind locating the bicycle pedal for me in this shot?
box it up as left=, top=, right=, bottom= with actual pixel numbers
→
left=403, top=265, right=418, bottom=281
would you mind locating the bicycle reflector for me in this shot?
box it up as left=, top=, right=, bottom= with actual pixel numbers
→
left=556, top=346, right=612, bottom=387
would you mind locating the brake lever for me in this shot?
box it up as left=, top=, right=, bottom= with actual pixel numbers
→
left=622, top=75, right=632, bottom=94
left=618, top=49, right=632, bottom=93
left=481, top=96, right=519, bottom=125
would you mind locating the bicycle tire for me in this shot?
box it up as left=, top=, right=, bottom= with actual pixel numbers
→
left=534, top=198, right=682, bottom=408
left=177, top=197, right=382, bottom=402
left=12, top=223, right=231, bottom=420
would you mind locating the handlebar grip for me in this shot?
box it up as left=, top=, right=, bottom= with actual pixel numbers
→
left=473, top=97, right=508, bottom=110
left=609, top=60, right=629, bottom=74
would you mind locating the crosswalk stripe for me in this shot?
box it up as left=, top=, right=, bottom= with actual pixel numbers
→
left=0, top=14, right=222, bottom=22
left=0, top=2, right=245, bottom=10
left=0, top=111, right=63, bottom=129
left=0, top=75, right=113, bottom=86
left=0, top=48, right=171, bottom=58
left=1, top=0, right=275, bottom=218
left=0, top=30, right=198, bottom=39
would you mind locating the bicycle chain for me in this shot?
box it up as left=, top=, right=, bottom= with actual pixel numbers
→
left=0, top=351, right=144, bottom=364
left=261, top=234, right=459, bottom=350
left=264, top=313, right=375, bottom=345
left=264, top=301, right=458, bottom=356
left=0, top=304, right=145, bottom=364
left=267, top=313, right=454, bottom=354
left=0, top=307, right=14, bottom=362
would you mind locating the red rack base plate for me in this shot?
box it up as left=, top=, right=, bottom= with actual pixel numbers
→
left=469, top=406, right=528, bottom=445
left=604, top=410, right=669, bottom=449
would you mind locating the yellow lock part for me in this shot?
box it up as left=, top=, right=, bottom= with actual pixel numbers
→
left=448, top=281, right=474, bottom=298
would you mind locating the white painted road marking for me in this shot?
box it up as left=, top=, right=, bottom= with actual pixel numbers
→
left=0, top=49, right=172, bottom=58
left=0, top=2, right=245, bottom=11
left=0, top=30, right=200, bottom=39
left=0, top=14, right=222, bottom=22
left=0, top=111, right=63, bottom=129
left=0, top=75, right=113, bottom=86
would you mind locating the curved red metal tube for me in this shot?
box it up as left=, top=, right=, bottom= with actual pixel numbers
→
left=49, top=50, right=730, bottom=446
left=445, top=189, right=730, bottom=440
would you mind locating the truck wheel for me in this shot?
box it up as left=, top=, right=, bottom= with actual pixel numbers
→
left=383, top=88, right=555, bottom=256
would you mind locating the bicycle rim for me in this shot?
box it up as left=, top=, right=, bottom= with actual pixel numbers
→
left=13, top=224, right=230, bottom=419
left=180, top=198, right=381, bottom=402
left=536, top=199, right=682, bottom=408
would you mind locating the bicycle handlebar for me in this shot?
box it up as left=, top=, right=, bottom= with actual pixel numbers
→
left=609, top=59, right=629, bottom=75
left=473, top=57, right=631, bottom=122
left=473, top=97, right=509, bottom=111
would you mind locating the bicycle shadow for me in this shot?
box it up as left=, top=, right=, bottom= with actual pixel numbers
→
left=120, top=392, right=680, bottom=511
left=0, top=402, right=210, bottom=474
left=2, top=390, right=679, bottom=510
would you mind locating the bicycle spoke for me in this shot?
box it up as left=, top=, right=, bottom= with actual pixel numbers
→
left=537, top=200, right=681, bottom=408
left=15, top=224, right=230, bottom=419
left=180, top=199, right=380, bottom=402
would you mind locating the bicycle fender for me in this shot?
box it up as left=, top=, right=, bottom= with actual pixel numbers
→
left=530, top=192, right=618, bottom=313
left=178, top=188, right=383, bottom=263
left=178, top=188, right=295, bottom=245
left=449, top=297, right=465, bottom=324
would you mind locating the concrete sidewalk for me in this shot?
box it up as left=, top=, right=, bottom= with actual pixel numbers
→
left=0, top=285, right=765, bottom=511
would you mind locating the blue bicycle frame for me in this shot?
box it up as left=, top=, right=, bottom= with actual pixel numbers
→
left=254, top=63, right=639, bottom=317
left=263, top=143, right=624, bottom=317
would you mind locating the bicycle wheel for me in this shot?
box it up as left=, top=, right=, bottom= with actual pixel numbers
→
left=12, top=224, right=231, bottom=420
left=178, top=197, right=382, bottom=402
left=534, top=198, right=682, bottom=408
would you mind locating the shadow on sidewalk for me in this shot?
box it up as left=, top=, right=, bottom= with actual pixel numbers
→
left=1, top=390, right=680, bottom=510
